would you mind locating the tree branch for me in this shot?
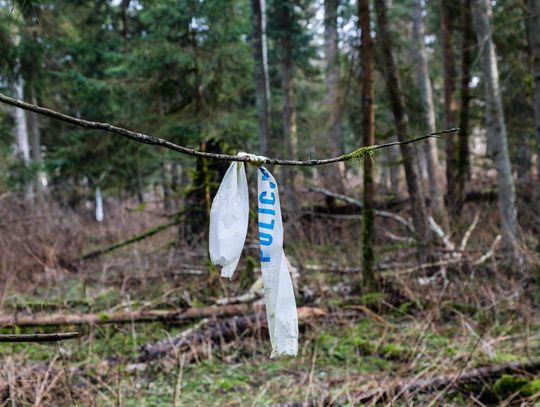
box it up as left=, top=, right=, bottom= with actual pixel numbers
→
left=0, top=332, right=80, bottom=343
left=0, top=92, right=458, bottom=166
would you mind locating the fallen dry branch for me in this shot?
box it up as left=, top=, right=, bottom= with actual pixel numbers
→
left=0, top=332, right=80, bottom=343
left=0, top=304, right=257, bottom=328
left=271, top=359, right=540, bottom=406
left=78, top=218, right=182, bottom=261
left=398, top=358, right=540, bottom=394
left=138, top=306, right=326, bottom=362
left=306, top=187, right=414, bottom=231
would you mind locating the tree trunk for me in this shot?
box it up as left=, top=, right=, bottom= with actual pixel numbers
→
left=13, top=79, right=30, bottom=164
left=528, top=0, right=540, bottom=226
left=388, top=142, right=402, bottom=197
left=359, top=0, right=377, bottom=291
left=251, top=0, right=271, bottom=155
left=441, top=0, right=459, bottom=211
left=324, top=0, right=346, bottom=189
left=412, top=0, right=449, bottom=230
left=456, top=0, right=474, bottom=212
left=162, top=162, right=172, bottom=212
left=279, top=1, right=298, bottom=211
left=472, top=0, right=518, bottom=245
left=28, top=88, right=47, bottom=192
left=374, top=0, right=433, bottom=262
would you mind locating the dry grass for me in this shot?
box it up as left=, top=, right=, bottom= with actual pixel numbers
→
left=0, top=190, right=539, bottom=406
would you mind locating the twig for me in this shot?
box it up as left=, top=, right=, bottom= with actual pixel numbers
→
left=0, top=332, right=80, bottom=342
left=460, top=212, right=480, bottom=251
left=0, top=92, right=457, bottom=166
left=428, top=216, right=455, bottom=252
left=472, top=235, right=501, bottom=266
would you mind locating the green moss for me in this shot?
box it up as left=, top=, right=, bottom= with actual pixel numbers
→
left=342, top=146, right=376, bottom=166
left=493, top=375, right=530, bottom=398
left=521, top=379, right=540, bottom=397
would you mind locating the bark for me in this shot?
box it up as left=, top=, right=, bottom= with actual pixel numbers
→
left=528, top=0, right=540, bottom=224
left=472, top=0, right=518, bottom=245
left=29, top=88, right=47, bottom=192
left=138, top=307, right=326, bottom=362
left=0, top=332, right=79, bottom=343
left=162, top=162, right=172, bottom=212
left=171, top=161, right=181, bottom=209
left=412, top=0, right=449, bottom=229
left=388, top=141, right=403, bottom=197
left=441, top=0, right=459, bottom=210
left=120, top=0, right=131, bottom=38
left=374, top=0, right=434, bottom=262
left=279, top=1, right=299, bottom=210
left=12, top=79, right=30, bottom=163
left=251, top=0, right=271, bottom=155
left=0, top=305, right=325, bottom=331
left=359, top=0, right=377, bottom=291
left=0, top=304, right=257, bottom=328
left=324, top=0, right=346, bottom=188
left=456, top=0, right=474, bottom=212
left=324, top=0, right=341, bottom=156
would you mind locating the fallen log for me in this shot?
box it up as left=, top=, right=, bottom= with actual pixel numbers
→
left=138, top=306, right=327, bottom=362
left=0, top=332, right=80, bottom=343
left=0, top=304, right=257, bottom=328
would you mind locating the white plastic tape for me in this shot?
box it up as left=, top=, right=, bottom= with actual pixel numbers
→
left=257, top=167, right=298, bottom=357
left=209, top=162, right=249, bottom=278
left=208, top=160, right=298, bottom=357
left=95, top=187, right=104, bottom=222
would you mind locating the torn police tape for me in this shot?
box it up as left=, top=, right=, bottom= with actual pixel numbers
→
left=209, top=155, right=298, bottom=357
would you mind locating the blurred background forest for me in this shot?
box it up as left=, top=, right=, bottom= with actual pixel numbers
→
left=1, top=0, right=540, bottom=405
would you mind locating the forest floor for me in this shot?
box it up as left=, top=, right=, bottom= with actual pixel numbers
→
left=1, top=190, right=540, bottom=406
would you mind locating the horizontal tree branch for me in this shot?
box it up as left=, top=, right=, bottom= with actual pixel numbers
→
left=0, top=332, right=80, bottom=342
left=0, top=92, right=458, bottom=166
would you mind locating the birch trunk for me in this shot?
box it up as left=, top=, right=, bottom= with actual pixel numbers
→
left=472, top=0, right=518, bottom=244
left=29, top=89, right=47, bottom=192
left=13, top=80, right=30, bottom=163
left=374, top=0, right=433, bottom=262
left=528, top=0, right=540, bottom=223
left=412, top=0, right=449, bottom=230
left=251, top=0, right=271, bottom=155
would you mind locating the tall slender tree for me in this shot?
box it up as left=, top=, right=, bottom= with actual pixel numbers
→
left=528, top=0, right=540, bottom=225
left=13, top=79, right=30, bottom=164
left=276, top=0, right=298, bottom=208
left=359, top=0, right=377, bottom=290
left=374, top=0, right=433, bottom=262
left=324, top=0, right=341, bottom=155
left=412, top=0, right=448, bottom=230
left=472, top=0, right=518, bottom=245
left=324, top=0, right=345, bottom=188
left=252, top=0, right=271, bottom=155
left=441, top=0, right=459, bottom=211
left=456, top=0, right=474, bottom=213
